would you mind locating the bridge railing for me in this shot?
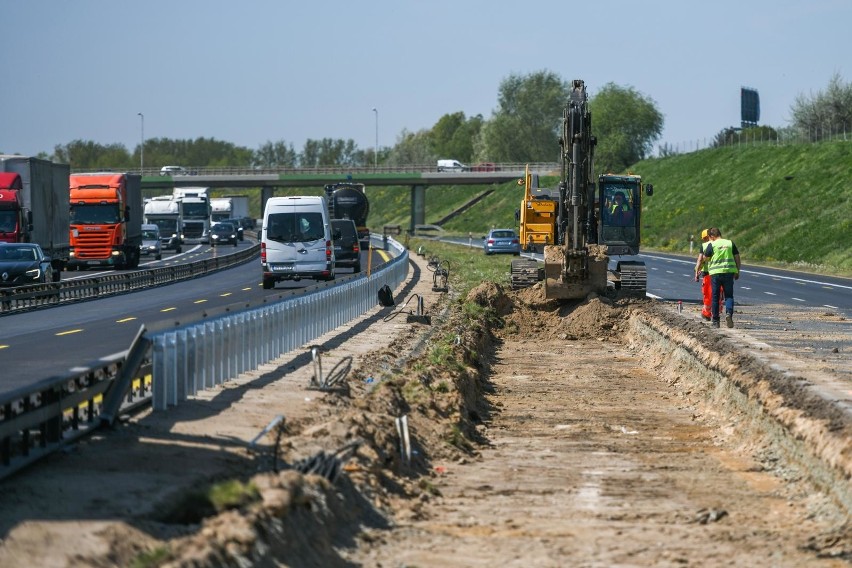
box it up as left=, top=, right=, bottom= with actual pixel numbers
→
left=105, top=162, right=560, bottom=177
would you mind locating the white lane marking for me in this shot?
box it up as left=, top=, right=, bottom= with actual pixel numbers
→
left=824, top=304, right=839, bottom=309
left=764, top=292, right=777, bottom=296
left=640, top=254, right=852, bottom=290
left=792, top=297, right=806, bottom=302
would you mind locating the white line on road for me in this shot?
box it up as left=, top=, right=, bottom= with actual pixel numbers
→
left=640, top=254, right=852, bottom=290
left=792, top=298, right=806, bottom=302
left=765, top=292, right=777, bottom=296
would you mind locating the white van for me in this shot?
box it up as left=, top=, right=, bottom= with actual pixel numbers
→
left=261, top=196, right=335, bottom=289
left=437, top=159, right=467, bottom=172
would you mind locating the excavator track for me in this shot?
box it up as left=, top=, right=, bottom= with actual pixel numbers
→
left=510, top=259, right=542, bottom=290
left=617, top=260, right=647, bottom=295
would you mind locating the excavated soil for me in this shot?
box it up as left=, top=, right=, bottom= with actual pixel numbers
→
left=0, top=254, right=850, bottom=567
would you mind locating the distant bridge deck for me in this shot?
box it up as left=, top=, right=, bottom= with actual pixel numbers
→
left=126, top=163, right=560, bottom=190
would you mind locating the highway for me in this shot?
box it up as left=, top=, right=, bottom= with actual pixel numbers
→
left=640, top=251, right=852, bottom=318
left=0, top=241, right=391, bottom=396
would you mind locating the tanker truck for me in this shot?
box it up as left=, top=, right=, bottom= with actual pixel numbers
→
left=323, top=183, right=370, bottom=246
left=68, top=173, right=143, bottom=270
left=0, top=155, right=71, bottom=280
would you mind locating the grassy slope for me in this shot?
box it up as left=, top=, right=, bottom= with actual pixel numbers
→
left=367, top=141, right=852, bottom=276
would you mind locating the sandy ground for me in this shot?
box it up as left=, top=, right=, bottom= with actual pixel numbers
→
left=0, top=252, right=849, bottom=567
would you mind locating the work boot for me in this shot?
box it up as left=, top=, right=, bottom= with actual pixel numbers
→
left=712, top=320, right=720, bottom=328
left=726, top=313, right=734, bottom=328
left=701, top=311, right=711, bottom=321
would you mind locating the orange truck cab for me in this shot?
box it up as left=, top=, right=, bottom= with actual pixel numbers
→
left=68, top=173, right=143, bottom=270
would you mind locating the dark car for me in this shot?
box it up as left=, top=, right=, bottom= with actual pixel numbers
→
left=483, top=228, right=521, bottom=255
left=210, top=222, right=238, bottom=247
left=222, top=218, right=245, bottom=241
left=331, top=219, right=361, bottom=272
left=0, top=243, right=57, bottom=286
left=471, top=162, right=499, bottom=172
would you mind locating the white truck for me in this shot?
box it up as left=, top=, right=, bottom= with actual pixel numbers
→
left=143, top=196, right=184, bottom=252
left=210, top=195, right=250, bottom=224
left=173, top=187, right=211, bottom=244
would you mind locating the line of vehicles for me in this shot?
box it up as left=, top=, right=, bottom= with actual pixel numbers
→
left=0, top=154, right=376, bottom=291
left=0, top=155, right=259, bottom=287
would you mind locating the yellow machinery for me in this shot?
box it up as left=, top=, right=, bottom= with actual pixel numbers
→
left=510, top=165, right=557, bottom=289
left=517, top=165, right=557, bottom=252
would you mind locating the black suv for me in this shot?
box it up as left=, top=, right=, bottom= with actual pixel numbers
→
left=222, top=218, right=245, bottom=241
left=210, top=222, right=238, bottom=247
left=331, top=219, right=361, bottom=272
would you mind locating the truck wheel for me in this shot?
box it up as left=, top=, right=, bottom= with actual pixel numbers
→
left=262, top=277, right=274, bottom=290
left=155, top=254, right=162, bottom=260
left=176, top=246, right=182, bottom=253
left=233, top=241, right=237, bottom=247
left=354, top=262, right=362, bottom=273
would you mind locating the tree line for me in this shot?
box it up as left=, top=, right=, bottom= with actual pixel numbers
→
left=27, top=71, right=852, bottom=173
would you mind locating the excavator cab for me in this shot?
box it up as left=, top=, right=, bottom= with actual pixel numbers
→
left=596, top=173, right=653, bottom=293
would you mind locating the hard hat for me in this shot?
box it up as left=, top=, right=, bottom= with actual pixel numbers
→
left=701, top=229, right=709, bottom=239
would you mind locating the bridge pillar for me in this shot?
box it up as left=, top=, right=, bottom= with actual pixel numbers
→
left=410, top=184, right=426, bottom=232
left=260, top=186, right=275, bottom=218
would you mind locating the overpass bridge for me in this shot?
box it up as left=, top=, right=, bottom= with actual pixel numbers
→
left=134, top=163, right=560, bottom=230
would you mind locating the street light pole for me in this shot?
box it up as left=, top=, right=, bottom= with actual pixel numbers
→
left=137, top=112, right=144, bottom=174
left=371, top=107, right=378, bottom=169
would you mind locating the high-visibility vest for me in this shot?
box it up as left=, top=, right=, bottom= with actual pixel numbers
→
left=700, top=241, right=710, bottom=272
left=707, top=238, right=738, bottom=275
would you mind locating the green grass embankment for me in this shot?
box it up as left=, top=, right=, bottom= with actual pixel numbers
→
left=367, top=141, right=852, bottom=276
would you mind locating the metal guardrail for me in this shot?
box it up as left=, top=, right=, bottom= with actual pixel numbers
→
left=0, top=244, right=259, bottom=315
left=0, top=236, right=407, bottom=479
left=150, top=238, right=408, bottom=410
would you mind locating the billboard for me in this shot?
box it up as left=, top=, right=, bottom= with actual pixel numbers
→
left=741, top=87, right=760, bottom=126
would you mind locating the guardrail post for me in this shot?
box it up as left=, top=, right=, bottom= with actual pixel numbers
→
left=187, top=327, right=199, bottom=397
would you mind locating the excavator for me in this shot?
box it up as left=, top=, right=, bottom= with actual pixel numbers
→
left=509, top=165, right=558, bottom=289
left=512, top=79, right=653, bottom=298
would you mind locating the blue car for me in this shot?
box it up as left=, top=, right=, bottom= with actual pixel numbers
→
left=483, top=229, right=521, bottom=255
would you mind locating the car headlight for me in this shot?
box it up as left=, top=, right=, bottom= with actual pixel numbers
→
left=25, top=268, right=41, bottom=279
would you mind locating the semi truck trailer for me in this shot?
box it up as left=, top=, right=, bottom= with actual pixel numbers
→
left=0, top=155, right=71, bottom=280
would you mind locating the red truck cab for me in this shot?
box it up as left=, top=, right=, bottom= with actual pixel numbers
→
left=0, top=172, right=29, bottom=243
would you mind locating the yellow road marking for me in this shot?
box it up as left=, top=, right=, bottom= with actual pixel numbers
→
left=377, top=250, right=392, bottom=262
left=56, top=329, right=83, bottom=336
left=220, top=292, right=232, bottom=297
left=161, top=307, right=177, bottom=312
left=116, top=317, right=137, bottom=323
left=0, top=345, right=8, bottom=350
left=194, top=299, right=208, bottom=304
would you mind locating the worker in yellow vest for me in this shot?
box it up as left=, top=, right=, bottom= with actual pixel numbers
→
left=695, top=227, right=741, bottom=328
left=693, top=229, right=713, bottom=320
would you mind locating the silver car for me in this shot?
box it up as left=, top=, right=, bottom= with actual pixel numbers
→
left=483, top=229, right=521, bottom=255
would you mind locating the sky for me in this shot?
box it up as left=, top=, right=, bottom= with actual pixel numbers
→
left=2, top=0, right=850, bottom=161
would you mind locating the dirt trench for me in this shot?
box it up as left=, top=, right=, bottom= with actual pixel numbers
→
left=344, top=285, right=851, bottom=567
left=0, top=255, right=850, bottom=568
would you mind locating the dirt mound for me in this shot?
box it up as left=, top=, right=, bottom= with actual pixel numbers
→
left=504, top=283, right=648, bottom=341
